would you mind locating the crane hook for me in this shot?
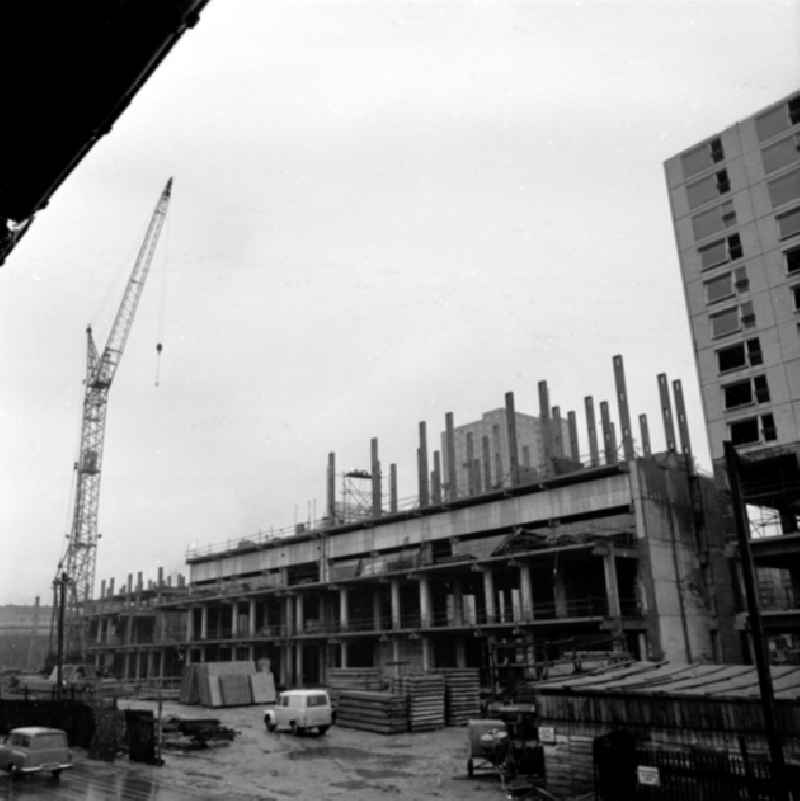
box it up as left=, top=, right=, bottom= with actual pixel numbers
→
left=155, top=342, right=163, bottom=387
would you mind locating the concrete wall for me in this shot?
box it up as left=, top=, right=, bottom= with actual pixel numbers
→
left=190, top=472, right=633, bottom=584
left=631, top=457, right=728, bottom=662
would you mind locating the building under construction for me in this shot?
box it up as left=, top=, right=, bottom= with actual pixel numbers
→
left=78, top=355, right=738, bottom=689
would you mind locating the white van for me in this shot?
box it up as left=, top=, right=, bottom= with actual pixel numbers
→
left=265, top=689, right=333, bottom=735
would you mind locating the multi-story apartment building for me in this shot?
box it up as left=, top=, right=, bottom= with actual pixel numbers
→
left=665, top=90, right=800, bottom=473
left=665, top=90, right=800, bottom=659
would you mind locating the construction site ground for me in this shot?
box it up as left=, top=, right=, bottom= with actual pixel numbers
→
left=0, top=699, right=525, bottom=801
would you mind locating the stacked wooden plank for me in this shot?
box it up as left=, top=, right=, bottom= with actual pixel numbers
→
left=434, top=668, right=481, bottom=725
left=334, top=690, right=408, bottom=735
left=391, top=673, right=445, bottom=732
left=326, top=667, right=384, bottom=704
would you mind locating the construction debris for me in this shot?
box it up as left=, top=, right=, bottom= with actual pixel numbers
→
left=161, top=715, right=237, bottom=750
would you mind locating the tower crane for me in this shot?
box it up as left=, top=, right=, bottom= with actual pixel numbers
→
left=55, top=178, right=173, bottom=661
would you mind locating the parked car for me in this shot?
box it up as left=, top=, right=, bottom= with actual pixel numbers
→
left=264, top=689, right=333, bottom=735
left=0, top=727, right=72, bottom=779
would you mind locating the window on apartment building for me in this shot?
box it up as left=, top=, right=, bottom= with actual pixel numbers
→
left=723, top=379, right=752, bottom=409
left=716, top=337, right=763, bottom=373
left=711, top=307, right=740, bottom=337
left=730, top=417, right=759, bottom=445
left=787, top=245, right=800, bottom=273
left=791, top=96, right=800, bottom=125
left=734, top=265, right=749, bottom=290
left=777, top=206, right=800, bottom=239
left=793, top=285, right=800, bottom=311
left=687, top=169, right=730, bottom=209
left=705, top=273, right=733, bottom=304
left=699, top=233, right=742, bottom=270
left=717, top=342, right=746, bottom=372
left=693, top=201, right=736, bottom=240
left=762, top=413, right=778, bottom=441
left=682, top=137, right=725, bottom=178
left=768, top=168, right=800, bottom=208
left=740, top=300, right=756, bottom=327
left=762, top=134, right=800, bottom=174
left=754, top=375, right=770, bottom=403
left=747, top=337, right=763, bottom=365
left=756, top=95, right=800, bottom=141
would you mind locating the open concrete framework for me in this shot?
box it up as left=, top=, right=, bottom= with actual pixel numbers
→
left=83, top=569, right=189, bottom=681
left=165, top=455, right=740, bottom=688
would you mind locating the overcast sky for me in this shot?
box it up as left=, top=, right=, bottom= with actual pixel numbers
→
left=1, top=1, right=798, bottom=605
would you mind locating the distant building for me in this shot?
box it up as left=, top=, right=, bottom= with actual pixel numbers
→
left=0, top=600, right=51, bottom=670
left=664, top=90, right=800, bottom=473
left=441, top=408, right=572, bottom=497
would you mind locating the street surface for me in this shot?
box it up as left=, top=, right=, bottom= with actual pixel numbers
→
left=0, top=700, right=506, bottom=801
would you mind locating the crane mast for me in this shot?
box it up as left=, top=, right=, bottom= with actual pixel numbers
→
left=60, top=179, right=173, bottom=659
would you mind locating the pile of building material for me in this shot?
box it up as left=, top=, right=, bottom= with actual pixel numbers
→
left=179, top=662, right=275, bottom=708
left=326, top=667, right=384, bottom=704
left=161, top=715, right=237, bottom=750
left=334, top=690, right=408, bottom=735
left=391, top=673, right=445, bottom=732
left=434, top=668, right=481, bottom=725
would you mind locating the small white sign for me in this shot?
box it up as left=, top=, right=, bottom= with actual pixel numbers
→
left=538, top=726, right=555, bottom=744
left=637, top=765, right=661, bottom=787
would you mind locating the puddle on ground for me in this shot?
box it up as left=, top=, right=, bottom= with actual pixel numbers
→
left=329, top=779, right=370, bottom=791
left=354, top=767, right=408, bottom=780
left=288, top=745, right=419, bottom=764
left=288, top=746, right=370, bottom=760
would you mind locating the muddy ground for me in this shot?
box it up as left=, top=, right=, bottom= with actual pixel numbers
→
left=0, top=699, right=510, bottom=800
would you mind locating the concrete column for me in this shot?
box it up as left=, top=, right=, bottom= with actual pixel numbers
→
left=421, top=637, right=432, bottom=672
left=481, top=435, right=492, bottom=491
left=390, top=579, right=401, bottom=629
left=340, top=641, right=349, bottom=668
left=249, top=599, right=257, bottom=636
left=107, top=617, right=114, bottom=645
left=466, top=432, right=475, bottom=495
left=123, top=652, right=130, bottom=680
left=613, top=354, right=634, bottom=461
left=200, top=606, right=208, bottom=640
left=159, top=649, right=165, bottom=678
left=390, top=464, right=398, bottom=512
left=370, top=437, right=381, bottom=516
left=585, top=396, right=600, bottom=468
left=147, top=651, right=155, bottom=679
left=419, top=577, right=431, bottom=628
left=445, top=412, right=457, bottom=500
left=339, top=588, right=349, bottom=631
left=519, top=563, right=533, bottom=621
left=295, top=594, right=305, bottom=635
left=566, top=411, right=580, bottom=462
left=657, top=373, right=677, bottom=452
left=296, top=644, right=304, bottom=686
left=452, top=579, right=464, bottom=626
left=455, top=639, right=466, bottom=668
left=279, top=645, right=289, bottom=686
left=637, top=632, right=648, bottom=661
left=505, top=392, right=520, bottom=486
left=483, top=569, right=496, bottom=623
left=418, top=421, right=430, bottom=507
left=199, top=647, right=206, bottom=663
left=554, top=563, right=568, bottom=618
left=639, top=414, right=652, bottom=457
left=94, top=653, right=101, bottom=670
left=603, top=548, right=622, bottom=618
left=126, top=615, right=134, bottom=645
left=326, top=452, right=336, bottom=521
left=319, top=646, right=327, bottom=685
left=231, top=603, right=237, bottom=638
left=284, top=597, right=295, bottom=636
left=373, top=590, right=382, bottom=630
